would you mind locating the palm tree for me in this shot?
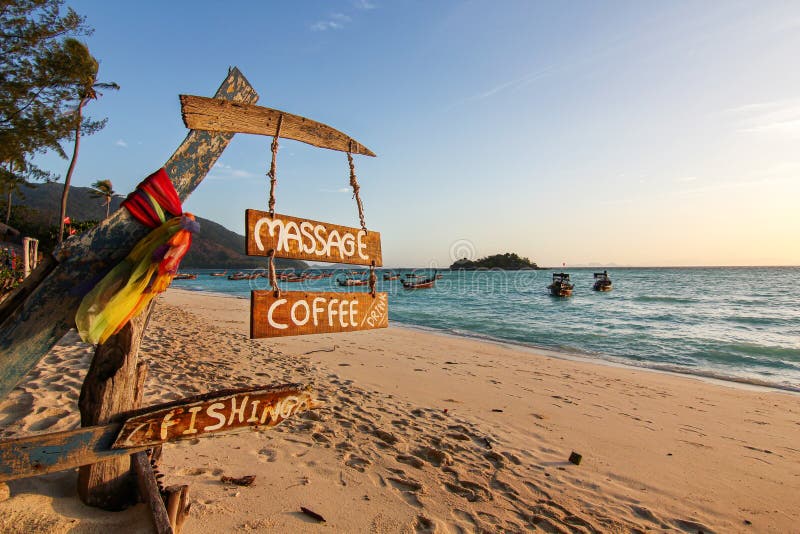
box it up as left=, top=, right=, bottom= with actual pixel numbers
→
left=57, top=39, right=119, bottom=243
left=90, top=179, right=115, bottom=219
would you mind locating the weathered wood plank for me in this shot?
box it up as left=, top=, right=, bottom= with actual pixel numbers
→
left=132, top=451, right=173, bottom=534
left=251, top=291, right=388, bottom=339
left=0, top=422, right=136, bottom=482
left=164, top=485, right=190, bottom=534
left=112, top=384, right=318, bottom=448
left=245, top=209, right=382, bottom=266
left=180, top=95, right=376, bottom=157
left=0, top=384, right=320, bottom=482
left=0, top=68, right=259, bottom=401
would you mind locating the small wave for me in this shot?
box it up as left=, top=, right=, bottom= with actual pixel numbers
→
left=723, top=315, right=785, bottom=326
left=633, top=296, right=697, bottom=304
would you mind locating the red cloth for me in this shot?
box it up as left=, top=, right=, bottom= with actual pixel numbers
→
left=121, top=168, right=183, bottom=228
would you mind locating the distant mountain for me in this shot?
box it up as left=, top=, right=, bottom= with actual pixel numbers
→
left=4, top=182, right=307, bottom=270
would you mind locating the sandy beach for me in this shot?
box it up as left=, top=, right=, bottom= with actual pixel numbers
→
left=1, top=288, right=798, bottom=533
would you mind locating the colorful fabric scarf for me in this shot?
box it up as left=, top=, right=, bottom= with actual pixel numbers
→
left=76, top=168, right=199, bottom=344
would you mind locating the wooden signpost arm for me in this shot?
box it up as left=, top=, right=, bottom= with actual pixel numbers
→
left=0, top=67, right=259, bottom=401
left=181, top=95, right=376, bottom=157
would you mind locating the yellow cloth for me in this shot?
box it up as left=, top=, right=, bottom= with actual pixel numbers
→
left=76, top=216, right=191, bottom=344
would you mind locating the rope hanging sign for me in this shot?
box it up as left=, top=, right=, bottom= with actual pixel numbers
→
left=180, top=94, right=389, bottom=338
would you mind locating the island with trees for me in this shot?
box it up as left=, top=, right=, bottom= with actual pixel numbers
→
left=450, top=252, right=540, bottom=270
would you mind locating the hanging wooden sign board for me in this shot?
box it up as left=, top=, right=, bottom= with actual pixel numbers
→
left=246, top=209, right=382, bottom=267
left=251, top=291, right=388, bottom=339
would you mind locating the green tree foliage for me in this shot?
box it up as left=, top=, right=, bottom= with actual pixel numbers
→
left=89, top=178, right=114, bottom=219
left=0, top=0, right=90, bottom=164
left=450, top=252, right=539, bottom=270
left=0, top=2, right=116, bottom=242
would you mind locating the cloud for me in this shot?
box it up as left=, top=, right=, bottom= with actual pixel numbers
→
left=353, top=0, right=376, bottom=9
left=447, top=67, right=555, bottom=110
left=310, top=12, right=352, bottom=31
left=115, top=139, right=128, bottom=148
left=675, top=176, right=698, bottom=182
left=726, top=98, right=800, bottom=137
left=208, top=162, right=258, bottom=180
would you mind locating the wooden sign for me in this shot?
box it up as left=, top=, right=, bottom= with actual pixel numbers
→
left=0, top=384, right=320, bottom=482
left=180, top=95, right=376, bottom=156
left=113, top=384, right=319, bottom=448
left=251, top=291, right=388, bottom=338
left=246, top=209, right=382, bottom=267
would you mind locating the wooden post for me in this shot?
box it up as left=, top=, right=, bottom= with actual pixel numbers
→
left=77, top=302, right=153, bottom=510
left=164, top=485, right=190, bottom=533
left=22, top=238, right=30, bottom=278
left=132, top=451, right=173, bottom=534
left=30, top=238, right=38, bottom=271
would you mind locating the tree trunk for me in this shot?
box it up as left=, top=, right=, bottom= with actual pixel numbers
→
left=105, top=197, right=110, bottom=219
left=59, top=101, right=86, bottom=244
left=5, top=189, right=11, bottom=225
left=77, top=300, right=155, bottom=510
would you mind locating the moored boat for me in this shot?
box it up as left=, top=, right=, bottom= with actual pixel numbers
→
left=401, top=271, right=437, bottom=290
left=383, top=271, right=399, bottom=281
left=548, top=272, right=573, bottom=297
left=592, top=270, right=613, bottom=292
left=209, top=271, right=227, bottom=277
left=174, top=273, right=197, bottom=280
left=337, top=276, right=369, bottom=287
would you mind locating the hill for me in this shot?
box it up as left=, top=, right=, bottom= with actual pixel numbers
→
left=3, top=181, right=307, bottom=270
left=450, top=252, right=540, bottom=270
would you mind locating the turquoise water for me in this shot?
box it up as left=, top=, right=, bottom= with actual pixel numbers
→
left=172, top=267, right=800, bottom=392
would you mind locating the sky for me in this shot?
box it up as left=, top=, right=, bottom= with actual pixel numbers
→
left=33, top=1, right=800, bottom=267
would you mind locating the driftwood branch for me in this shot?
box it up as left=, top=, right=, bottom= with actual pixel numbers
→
left=181, top=95, right=375, bottom=157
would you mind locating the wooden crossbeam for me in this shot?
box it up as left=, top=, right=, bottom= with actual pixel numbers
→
left=180, top=95, right=376, bottom=156
left=0, top=68, right=259, bottom=401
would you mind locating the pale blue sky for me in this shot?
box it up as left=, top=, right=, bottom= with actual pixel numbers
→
left=36, top=1, right=800, bottom=266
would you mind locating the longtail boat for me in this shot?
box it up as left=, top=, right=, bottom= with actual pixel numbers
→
left=337, top=276, right=369, bottom=287
left=401, top=271, right=436, bottom=290
left=548, top=272, right=573, bottom=297
left=592, top=271, right=613, bottom=292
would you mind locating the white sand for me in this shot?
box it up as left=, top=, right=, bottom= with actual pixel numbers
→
left=1, top=288, right=798, bottom=532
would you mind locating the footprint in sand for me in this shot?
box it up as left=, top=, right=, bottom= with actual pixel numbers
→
left=258, top=447, right=278, bottom=462
left=444, top=479, right=492, bottom=503
left=387, top=476, right=425, bottom=507
left=412, top=446, right=453, bottom=467
left=345, top=454, right=372, bottom=472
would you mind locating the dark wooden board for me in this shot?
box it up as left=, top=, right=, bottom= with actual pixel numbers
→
left=180, top=95, right=375, bottom=157
left=251, top=291, right=388, bottom=339
left=113, top=384, right=319, bottom=448
left=245, top=210, right=382, bottom=266
left=0, top=68, right=258, bottom=401
left=0, top=384, right=319, bottom=482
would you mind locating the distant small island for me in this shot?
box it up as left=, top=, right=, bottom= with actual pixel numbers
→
left=450, top=252, right=540, bottom=270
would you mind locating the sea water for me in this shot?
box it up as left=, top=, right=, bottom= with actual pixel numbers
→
left=172, top=267, right=800, bottom=392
